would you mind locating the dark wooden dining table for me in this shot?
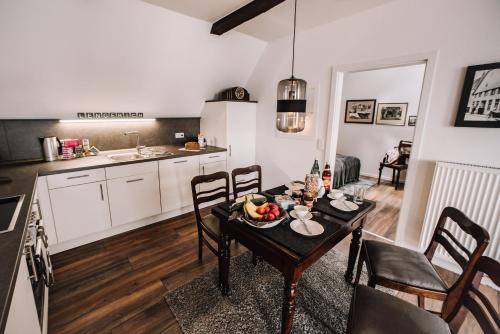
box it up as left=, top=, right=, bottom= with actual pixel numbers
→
left=211, top=185, right=376, bottom=334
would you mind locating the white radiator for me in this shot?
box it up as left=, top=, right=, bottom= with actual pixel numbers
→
left=419, top=161, right=500, bottom=264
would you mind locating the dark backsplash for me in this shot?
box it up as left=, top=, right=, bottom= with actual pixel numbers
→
left=0, top=118, right=200, bottom=163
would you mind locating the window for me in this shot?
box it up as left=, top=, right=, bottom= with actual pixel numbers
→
left=487, top=100, right=493, bottom=110
left=494, top=99, right=500, bottom=110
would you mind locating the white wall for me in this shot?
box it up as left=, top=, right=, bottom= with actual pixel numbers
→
left=0, top=0, right=266, bottom=118
left=338, top=64, right=425, bottom=180
left=247, top=0, right=500, bottom=247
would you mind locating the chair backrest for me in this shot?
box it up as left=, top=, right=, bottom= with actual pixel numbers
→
left=231, top=165, right=262, bottom=199
left=191, top=171, right=229, bottom=225
left=446, top=256, right=500, bottom=334
left=397, top=140, right=412, bottom=163
left=425, top=207, right=490, bottom=318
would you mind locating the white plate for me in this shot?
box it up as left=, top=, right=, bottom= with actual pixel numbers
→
left=287, top=181, right=305, bottom=191
left=290, top=210, right=313, bottom=220
left=290, top=219, right=324, bottom=236
left=235, top=194, right=266, bottom=204
left=241, top=216, right=285, bottom=229
left=330, top=199, right=359, bottom=212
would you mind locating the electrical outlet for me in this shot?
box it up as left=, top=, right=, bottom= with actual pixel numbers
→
left=175, top=132, right=184, bottom=139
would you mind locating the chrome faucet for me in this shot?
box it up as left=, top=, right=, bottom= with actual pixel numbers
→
left=124, top=131, right=146, bottom=154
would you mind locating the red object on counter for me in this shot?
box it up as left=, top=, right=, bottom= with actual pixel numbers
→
left=62, top=139, right=80, bottom=148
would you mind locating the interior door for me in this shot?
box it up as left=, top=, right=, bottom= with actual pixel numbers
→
left=107, top=172, right=161, bottom=226
left=159, top=156, right=199, bottom=212
left=49, top=181, right=111, bottom=242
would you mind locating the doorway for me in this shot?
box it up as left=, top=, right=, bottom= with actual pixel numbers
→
left=325, top=54, right=436, bottom=244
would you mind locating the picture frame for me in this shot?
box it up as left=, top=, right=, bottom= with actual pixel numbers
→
left=376, top=103, right=408, bottom=126
left=408, top=115, right=417, bottom=126
left=344, top=99, right=376, bottom=124
left=454, top=62, right=500, bottom=128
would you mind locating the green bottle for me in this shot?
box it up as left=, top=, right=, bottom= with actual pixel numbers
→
left=310, top=158, right=320, bottom=176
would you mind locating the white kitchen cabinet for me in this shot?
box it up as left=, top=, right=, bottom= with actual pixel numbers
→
left=49, top=181, right=111, bottom=242
left=107, top=172, right=161, bottom=226
left=5, top=255, right=41, bottom=334
left=200, top=101, right=256, bottom=178
left=159, top=156, right=200, bottom=212
left=199, top=160, right=227, bottom=193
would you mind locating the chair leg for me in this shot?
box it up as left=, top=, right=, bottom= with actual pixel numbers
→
left=418, top=296, right=425, bottom=309
left=354, top=248, right=365, bottom=285
left=367, top=278, right=376, bottom=288
left=252, top=253, right=258, bottom=266
left=392, top=169, right=395, bottom=183
left=378, top=165, right=383, bottom=185
left=395, top=170, right=401, bottom=190
left=197, top=231, right=203, bottom=263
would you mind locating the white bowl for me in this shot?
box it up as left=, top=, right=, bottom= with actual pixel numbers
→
left=294, top=205, right=309, bottom=220
left=328, top=190, right=344, bottom=200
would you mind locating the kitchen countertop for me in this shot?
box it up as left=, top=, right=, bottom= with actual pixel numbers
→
left=0, top=144, right=226, bottom=332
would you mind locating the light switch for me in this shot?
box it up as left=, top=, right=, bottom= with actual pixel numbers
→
left=175, top=132, right=184, bottom=139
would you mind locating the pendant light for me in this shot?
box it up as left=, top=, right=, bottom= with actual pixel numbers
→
left=276, top=0, right=307, bottom=133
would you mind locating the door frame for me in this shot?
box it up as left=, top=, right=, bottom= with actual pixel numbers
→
left=324, top=51, right=439, bottom=247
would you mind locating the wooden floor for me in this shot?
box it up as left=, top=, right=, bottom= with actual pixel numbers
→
left=49, top=206, right=497, bottom=333
left=361, top=175, right=403, bottom=240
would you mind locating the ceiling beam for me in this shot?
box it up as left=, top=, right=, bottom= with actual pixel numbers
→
left=211, top=0, right=286, bottom=35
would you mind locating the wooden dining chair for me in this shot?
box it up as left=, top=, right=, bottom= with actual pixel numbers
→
left=231, top=165, right=262, bottom=199
left=377, top=140, right=412, bottom=190
left=354, top=206, right=490, bottom=317
left=347, top=256, right=499, bottom=334
left=231, top=165, right=262, bottom=264
left=191, top=171, right=230, bottom=263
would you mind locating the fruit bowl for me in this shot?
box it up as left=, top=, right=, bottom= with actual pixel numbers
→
left=242, top=200, right=288, bottom=228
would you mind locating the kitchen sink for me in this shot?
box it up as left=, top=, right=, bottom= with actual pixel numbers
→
left=0, top=195, right=25, bottom=234
left=107, top=150, right=174, bottom=162
left=107, top=153, right=144, bottom=162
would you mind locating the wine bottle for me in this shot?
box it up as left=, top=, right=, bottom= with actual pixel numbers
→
left=322, top=163, right=332, bottom=194
left=310, top=158, right=320, bottom=176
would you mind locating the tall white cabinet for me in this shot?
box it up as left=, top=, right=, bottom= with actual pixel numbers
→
left=201, top=101, right=256, bottom=179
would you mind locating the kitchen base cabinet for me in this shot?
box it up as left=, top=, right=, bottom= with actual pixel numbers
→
left=159, top=156, right=199, bottom=213
left=107, top=172, right=161, bottom=226
left=49, top=181, right=111, bottom=243
left=199, top=160, right=227, bottom=192
left=5, top=255, right=41, bottom=334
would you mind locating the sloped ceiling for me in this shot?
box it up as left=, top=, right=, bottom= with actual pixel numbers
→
left=142, top=0, right=396, bottom=41
left=0, top=0, right=266, bottom=118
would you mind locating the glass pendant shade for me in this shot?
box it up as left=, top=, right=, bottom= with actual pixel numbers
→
left=276, top=77, right=307, bottom=133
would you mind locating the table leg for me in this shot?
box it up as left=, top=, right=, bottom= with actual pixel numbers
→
left=281, top=270, right=301, bottom=334
left=218, top=234, right=231, bottom=295
left=345, top=218, right=365, bottom=283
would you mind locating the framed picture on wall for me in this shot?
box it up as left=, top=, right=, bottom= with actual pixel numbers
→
left=376, top=103, right=408, bottom=126
left=344, top=99, right=376, bottom=124
left=454, top=62, right=500, bottom=128
left=408, top=115, right=417, bottom=126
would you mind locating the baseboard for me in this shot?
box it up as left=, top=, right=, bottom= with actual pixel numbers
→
left=360, top=172, right=392, bottom=182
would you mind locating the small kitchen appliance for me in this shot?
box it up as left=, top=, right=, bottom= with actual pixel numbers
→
left=40, top=136, right=61, bottom=162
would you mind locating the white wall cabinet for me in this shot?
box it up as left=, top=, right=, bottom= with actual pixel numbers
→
left=5, top=255, right=41, bottom=334
left=107, top=172, right=161, bottom=226
left=159, top=156, right=200, bottom=213
left=201, top=101, right=256, bottom=181
left=49, top=181, right=111, bottom=243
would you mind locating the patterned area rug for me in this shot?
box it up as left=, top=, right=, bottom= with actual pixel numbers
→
left=165, top=251, right=375, bottom=334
